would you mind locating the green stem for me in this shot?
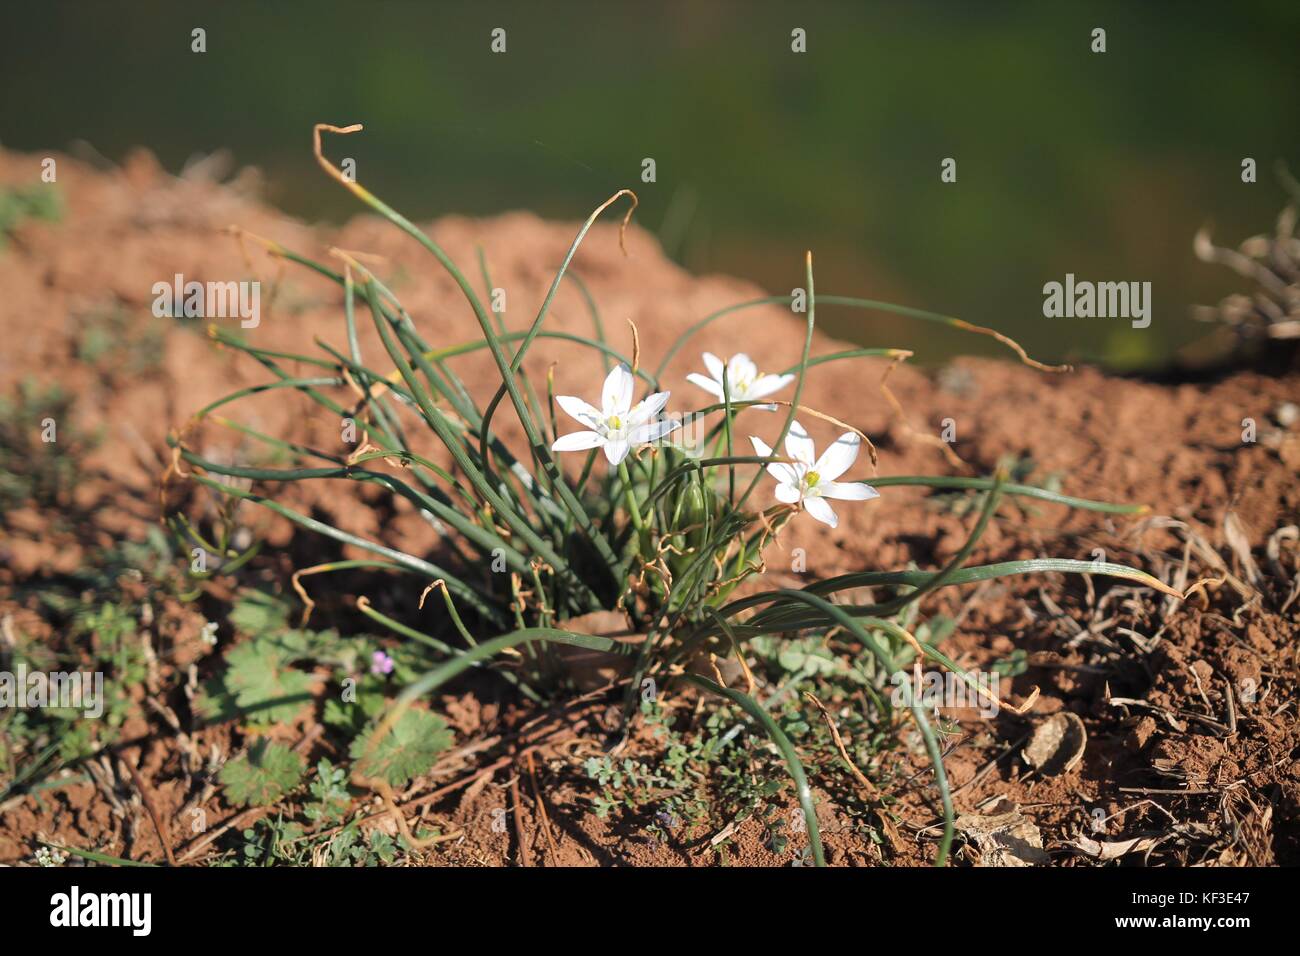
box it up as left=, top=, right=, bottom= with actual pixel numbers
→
left=619, top=460, right=649, bottom=554
left=619, top=462, right=644, bottom=530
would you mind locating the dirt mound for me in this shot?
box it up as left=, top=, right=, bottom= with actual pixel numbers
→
left=1, top=148, right=1295, bottom=866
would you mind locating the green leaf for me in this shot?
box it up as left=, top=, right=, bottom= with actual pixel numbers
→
left=992, top=648, right=1029, bottom=678
left=219, top=740, right=306, bottom=807
left=223, top=640, right=315, bottom=726
left=304, top=758, right=352, bottom=825
left=229, top=591, right=292, bottom=636
left=322, top=678, right=387, bottom=734
left=349, top=708, right=452, bottom=788
left=192, top=676, right=241, bottom=724
left=262, top=627, right=339, bottom=662
left=368, top=830, right=398, bottom=865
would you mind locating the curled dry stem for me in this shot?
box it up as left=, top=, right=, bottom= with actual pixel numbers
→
left=224, top=225, right=287, bottom=321
left=348, top=594, right=455, bottom=841
left=804, top=691, right=879, bottom=797
left=627, top=317, right=641, bottom=373
left=706, top=653, right=726, bottom=687
left=315, top=121, right=639, bottom=255
left=761, top=400, right=879, bottom=472
left=947, top=318, right=1072, bottom=374
left=226, top=224, right=288, bottom=260
left=417, top=579, right=446, bottom=610
left=345, top=439, right=380, bottom=467
left=289, top=562, right=354, bottom=628
left=158, top=421, right=201, bottom=511
left=731, top=641, right=756, bottom=694
left=893, top=621, right=1041, bottom=716
left=313, top=123, right=369, bottom=198
left=879, top=351, right=965, bottom=470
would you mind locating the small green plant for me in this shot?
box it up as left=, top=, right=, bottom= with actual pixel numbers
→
left=201, top=753, right=436, bottom=867
left=583, top=698, right=795, bottom=855
left=303, top=758, right=351, bottom=825
left=170, top=124, right=1183, bottom=866
left=218, top=740, right=306, bottom=807
left=0, top=182, right=61, bottom=248
left=75, top=302, right=166, bottom=381
left=229, top=814, right=407, bottom=867
left=191, top=589, right=453, bottom=827
left=0, top=527, right=197, bottom=809
left=195, top=591, right=418, bottom=722
left=195, top=595, right=322, bottom=728
left=348, top=708, right=451, bottom=788
left=0, top=381, right=97, bottom=513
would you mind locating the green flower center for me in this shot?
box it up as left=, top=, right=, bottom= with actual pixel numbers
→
left=608, top=415, right=623, bottom=430
left=805, top=470, right=821, bottom=487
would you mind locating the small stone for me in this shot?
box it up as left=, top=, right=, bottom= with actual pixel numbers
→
left=1023, top=712, right=1087, bottom=775
left=1126, top=716, right=1158, bottom=751
left=956, top=798, right=1049, bottom=867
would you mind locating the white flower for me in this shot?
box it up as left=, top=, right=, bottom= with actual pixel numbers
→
left=552, top=363, right=680, bottom=466
left=749, top=420, right=878, bottom=528
left=686, top=353, right=793, bottom=410
left=34, top=846, right=67, bottom=867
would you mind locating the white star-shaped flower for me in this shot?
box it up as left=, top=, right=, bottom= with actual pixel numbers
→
left=552, top=363, right=680, bottom=466
left=687, top=352, right=793, bottom=410
left=749, top=420, right=879, bottom=528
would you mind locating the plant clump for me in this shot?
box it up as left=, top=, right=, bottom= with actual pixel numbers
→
left=165, top=124, right=1188, bottom=866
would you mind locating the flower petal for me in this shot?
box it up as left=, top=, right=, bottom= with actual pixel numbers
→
left=802, top=495, right=839, bottom=527
left=555, top=395, right=601, bottom=427
left=628, top=390, right=670, bottom=425
left=630, top=418, right=680, bottom=444
left=784, top=420, right=817, bottom=465
left=769, top=463, right=800, bottom=485
left=814, top=432, right=861, bottom=481
left=774, top=481, right=802, bottom=504
left=602, top=438, right=630, bottom=465
left=602, top=363, right=634, bottom=415
left=821, top=480, right=879, bottom=501
left=752, top=435, right=797, bottom=485
left=728, top=353, right=758, bottom=384
left=552, top=430, right=604, bottom=452
left=746, top=373, right=794, bottom=400
left=686, top=372, right=724, bottom=398
left=702, top=352, right=725, bottom=382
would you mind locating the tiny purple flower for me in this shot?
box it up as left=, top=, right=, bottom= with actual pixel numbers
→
left=370, top=650, right=395, bottom=676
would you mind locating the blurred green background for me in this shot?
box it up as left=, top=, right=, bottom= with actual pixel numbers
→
left=3, top=0, right=1298, bottom=367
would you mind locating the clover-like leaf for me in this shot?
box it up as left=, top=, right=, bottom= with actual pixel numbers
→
left=323, top=677, right=387, bottom=735
left=192, top=675, right=241, bottom=724
left=228, top=591, right=291, bottom=637
left=223, top=640, right=316, bottom=727
left=219, top=740, right=306, bottom=807
left=349, top=708, right=453, bottom=788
